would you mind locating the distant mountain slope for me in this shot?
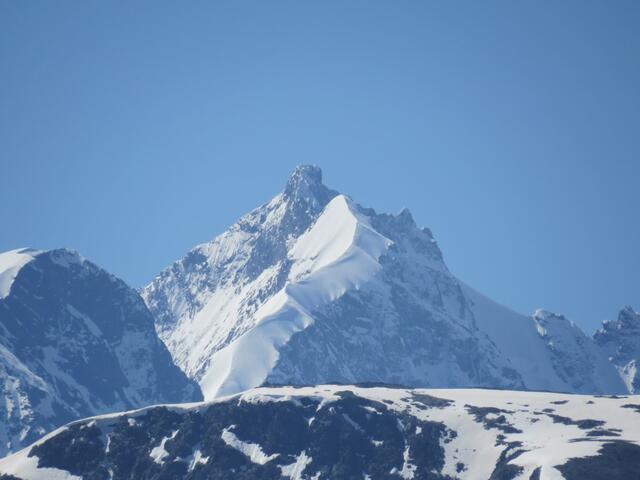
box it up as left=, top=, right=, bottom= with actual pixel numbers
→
left=531, top=309, right=626, bottom=393
left=462, top=285, right=626, bottom=394
left=143, top=165, right=626, bottom=398
left=1, top=385, right=639, bottom=480
left=0, top=248, right=202, bottom=457
left=594, top=306, right=640, bottom=393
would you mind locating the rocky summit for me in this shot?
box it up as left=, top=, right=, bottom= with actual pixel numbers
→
left=143, top=165, right=628, bottom=399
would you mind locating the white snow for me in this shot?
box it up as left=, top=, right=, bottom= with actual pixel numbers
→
left=221, top=425, right=280, bottom=464
left=187, top=449, right=209, bottom=471
left=200, top=195, right=392, bottom=399
left=279, top=450, right=312, bottom=479
left=532, top=309, right=625, bottom=394
left=396, top=445, right=416, bottom=479
left=461, top=283, right=626, bottom=394
left=1, top=385, right=639, bottom=479
left=0, top=427, right=80, bottom=480
left=149, top=429, right=178, bottom=464
left=462, top=283, right=567, bottom=392
left=0, top=248, right=40, bottom=299
left=233, top=385, right=640, bottom=480
left=144, top=166, right=631, bottom=408
left=620, top=360, right=638, bottom=393
left=0, top=450, right=80, bottom=480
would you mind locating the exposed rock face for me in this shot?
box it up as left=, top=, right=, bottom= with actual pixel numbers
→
left=1, top=385, right=639, bottom=480
left=143, top=166, right=525, bottom=399
left=531, top=309, right=625, bottom=394
left=143, top=165, right=627, bottom=399
left=594, top=306, right=640, bottom=393
left=143, top=165, right=338, bottom=367
left=0, top=248, right=201, bottom=456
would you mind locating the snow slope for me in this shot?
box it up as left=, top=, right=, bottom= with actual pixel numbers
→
left=145, top=166, right=531, bottom=399
left=531, top=309, right=624, bottom=393
left=1, top=385, right=638, bottom=480
left=143, top=165, right=339, bottom=384
left=0, top=248, right=39, bottom=299
left=463, top=285, right=625, bottom=394
left=0, top=248, right=201, bottom=457
left=144, top=165, right=626, bottom=399
left=199, top=195, right=392, bottom=398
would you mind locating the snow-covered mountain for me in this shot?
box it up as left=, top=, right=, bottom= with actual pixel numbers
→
left=529, top=309, right=625, bottom=394
left=594, top=306, right=640, bottom=393
left=0, top=248, right=202, bottom=457
left=1, top=385, right=639, bottom=480
left=143, top=165, right=626, bottom=399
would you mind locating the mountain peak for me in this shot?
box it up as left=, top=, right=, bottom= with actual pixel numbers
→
left=281, top=165, right=338, bottom=220
left=397, top=207, right=415, bottom=226
left=284, top=165, right=325, bottom=197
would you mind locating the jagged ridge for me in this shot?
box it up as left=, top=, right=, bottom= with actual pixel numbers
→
left=143, top=165, right=629, bottom=399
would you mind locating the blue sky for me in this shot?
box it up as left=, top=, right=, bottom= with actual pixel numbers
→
left=1, top=1, right=638, bottom=331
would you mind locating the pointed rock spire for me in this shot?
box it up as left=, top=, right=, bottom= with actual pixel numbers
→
left=284, top=165, right=326, bottom=198
left=397, top=207, right=416, bottom=227
left=282, top=165, right=338, bottom=219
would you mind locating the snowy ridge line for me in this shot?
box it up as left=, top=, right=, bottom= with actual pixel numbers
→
left=3, top=384, right=637, bottom=427
left=0, top=248, right=41, bottom=299
left=0, top=385, right=639, bottom=480
left=199, top=195, right=392, bottom=399
left=143, top=165, right=636, bottom=402
left=140, top=167, right=340, bottom=386
left=0, top=248, right=93, bottom=299
left=0, top=422, right=83, bottom=480
left=461, top=282, right=627, bottom=394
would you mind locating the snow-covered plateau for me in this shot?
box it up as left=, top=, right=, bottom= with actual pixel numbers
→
left=0, top=385, right=638, bottom=480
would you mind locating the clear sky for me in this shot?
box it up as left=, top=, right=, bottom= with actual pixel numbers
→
left=1, top=1, right=638, bottom=332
